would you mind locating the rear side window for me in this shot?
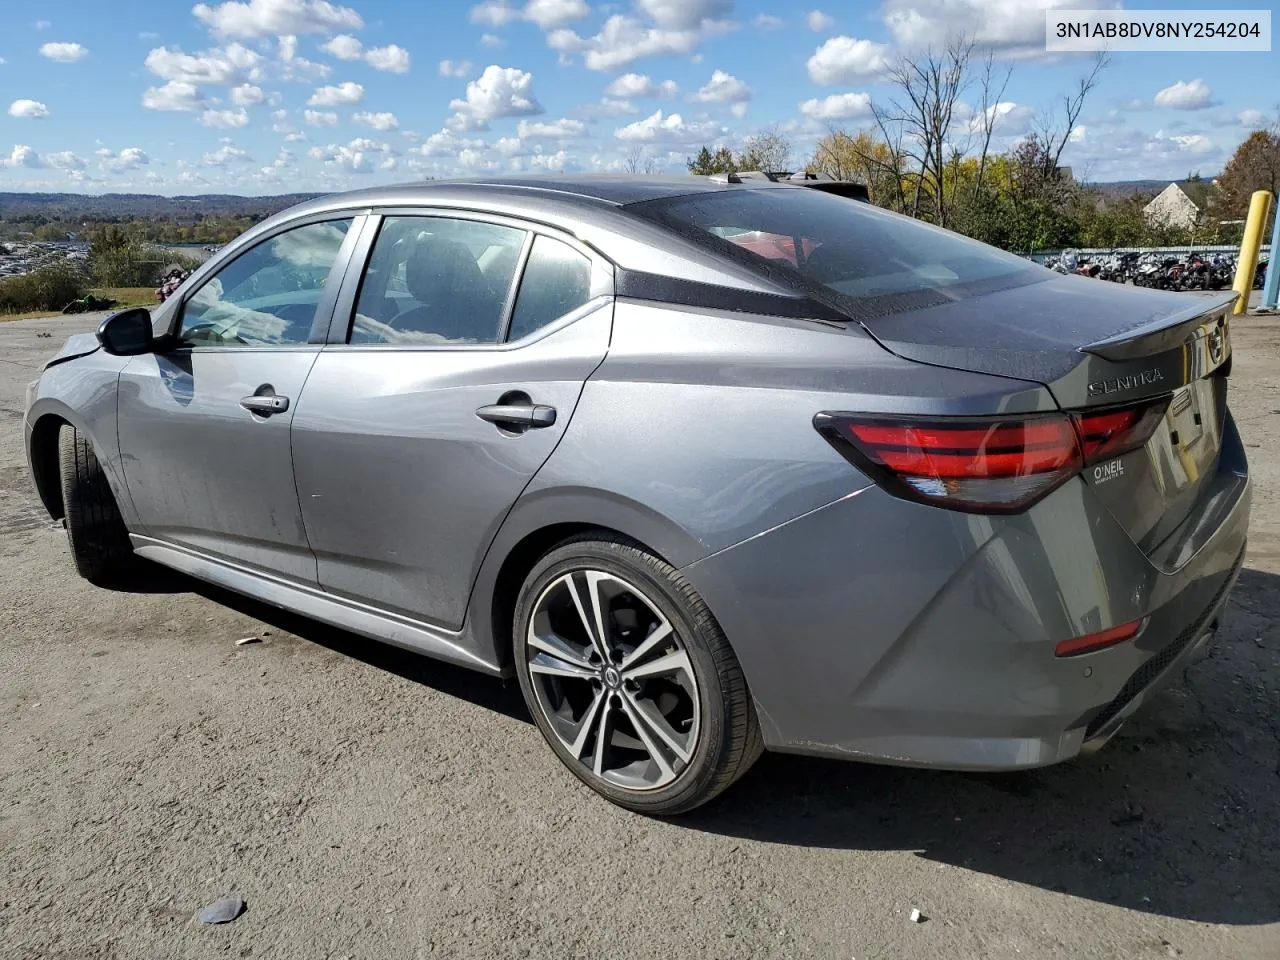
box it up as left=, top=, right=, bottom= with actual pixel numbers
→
left=628, top=189, right=1042, bottom=312
left=507, top=236, right=592, bottom=341
left=350, top=216, right=526, bottom=345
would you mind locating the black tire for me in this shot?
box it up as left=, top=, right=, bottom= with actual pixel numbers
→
left=58, top=425, right=135, bottom=586
left=513, top=535, right=762, bottom=815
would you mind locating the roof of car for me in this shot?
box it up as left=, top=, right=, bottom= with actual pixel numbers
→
left=310, top=174, right=770, bottom=210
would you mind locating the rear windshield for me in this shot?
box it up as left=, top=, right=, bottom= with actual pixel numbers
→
left=627, top=188, right=1043, bottom=312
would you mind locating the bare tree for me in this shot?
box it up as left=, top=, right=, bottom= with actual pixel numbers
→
left=738, top=128, right=793, bottom=172
left=1030, top=51, right=1108, bottom=178
left=970, top=49, right=1012, bottom=203
left=871, top=35, right=975, bottom=227
left=623, top=145, right=658, bottom=174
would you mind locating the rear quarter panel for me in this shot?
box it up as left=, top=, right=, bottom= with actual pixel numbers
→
left=468, top=300, right=1057, bottom=668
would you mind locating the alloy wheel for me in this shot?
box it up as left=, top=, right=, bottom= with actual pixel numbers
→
left=525, top=570, right=701, bottom=791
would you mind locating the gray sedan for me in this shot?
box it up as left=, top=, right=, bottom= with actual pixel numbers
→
left=24, top=176, right=1249, bottom=814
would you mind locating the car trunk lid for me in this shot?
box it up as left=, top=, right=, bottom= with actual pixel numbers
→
left=858, top=277, right=1236, bottom=555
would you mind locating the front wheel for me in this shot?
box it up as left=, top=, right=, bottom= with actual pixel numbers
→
left=58, top=425, right=136, bottom=586
left=512, top=536, right=762, bottom=815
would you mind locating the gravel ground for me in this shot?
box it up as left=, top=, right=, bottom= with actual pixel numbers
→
left=1, top=309, right=1277, bottom=960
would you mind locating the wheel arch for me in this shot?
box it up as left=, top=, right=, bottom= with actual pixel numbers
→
left=27, top=407, right=80, bottom=521
left=468, top=488, right=709, bottom=673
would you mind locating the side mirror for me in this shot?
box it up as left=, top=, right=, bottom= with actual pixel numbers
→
left=96, top=308, right=155, bottom=356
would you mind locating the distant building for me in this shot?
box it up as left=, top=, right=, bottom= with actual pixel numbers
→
left=1144, top=180, right=1214, bottom=229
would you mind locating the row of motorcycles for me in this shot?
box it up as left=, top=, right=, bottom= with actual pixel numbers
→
left=1042, top=249, right=1270, bottom=291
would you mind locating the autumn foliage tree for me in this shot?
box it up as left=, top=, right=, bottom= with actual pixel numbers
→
left=1215, top=127, right=1280, bottom=219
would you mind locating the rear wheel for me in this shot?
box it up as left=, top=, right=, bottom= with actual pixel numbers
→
left=513, top=536, right=762, bottom=815
left=58, top=425, right=135, bottom=586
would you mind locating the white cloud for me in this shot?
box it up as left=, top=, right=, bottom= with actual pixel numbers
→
left=807, top=36, right=891, bottom=83
left=203, top=142, right=250, bottom=165
left=447, top=64, right=542, bottom=131
left=754, top=14, right=784, bottom=29
left=39, top=42, right=88, bottom=63
left=494, top=136, right=524, bottom=155
left=45, top=150, right=86, bottom=170
left=304, top=108, right=338, bottom=125
left=193, top=0, right=363, bottom=38
left=101, top=147, right=150, bottom=172
left=799, top=92, right=872, bottom=121
left=230, top=83, right=264, bottom=105
left=693, top=70, right=749, bottom=104
left=353, top=110, right=399, bottom=130
left=319, top=35, right=411, bottom=73
left=597, top=97, right=640, bottom=116
left=517, top=117, right=587, bottom=139
left=529, top=148, right=572, bottom=170
left=142, top=81, right=204, bottom=111
left=967, top=100, right=1034, bottom=135
left=308, top=81, right=364, bottom=105
left=882, top=0, right=1115, bottom=57
left=365, top=44, right=411, bottom=73
left=439, top=59, right=473, bottom=77
left=615, top=109, right=725, bottom=144
left=637, top=0, right=732, bottom=29
left=144, top=43, right=263, bottom=86
left=550, top=10, right=735, bottom=72
left=1154, top=79, right=1214, bottom=110
left=34, top=20, right=50, bottom=30
left=807, top=10, right=835, bottom=31
left=321, top=34, right=363, bottom=60
left=201, top=107, right=250, bottom=128
left=1238, top=109, right=1265, bottom=127
left=604, top=73, right=678, bottom=99
left=310, top=136, right=393, bottom=172
left=1169, top=133, right=1214, bottom=154
left=480, top=33, right=503, bottom=47
left=8, top=99, right=49, bottom=119
left=470, top=0, right=589, bottom=29
left=1, top=145, right=43, bottom=169
left=1068, top=125, right=1086, bottom=143
left=419, top=127, right=485, bottom=157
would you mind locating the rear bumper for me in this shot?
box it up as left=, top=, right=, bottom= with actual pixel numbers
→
left=681, top=414, right=1251, bottom=771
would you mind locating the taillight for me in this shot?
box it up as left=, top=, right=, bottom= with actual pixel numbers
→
left=815, top=396, right=1169, bottom=514
left=1071, top=398, right=1169, bottom=463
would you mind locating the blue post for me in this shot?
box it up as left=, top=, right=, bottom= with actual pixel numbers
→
left=1264, top=206, right=1280, bottom=310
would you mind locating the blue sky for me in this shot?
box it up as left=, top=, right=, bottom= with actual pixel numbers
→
left=0, top=0, right=1272, bottom=195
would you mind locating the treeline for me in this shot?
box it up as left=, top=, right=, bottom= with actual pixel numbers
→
left=2, top=214, right=259, bottom=245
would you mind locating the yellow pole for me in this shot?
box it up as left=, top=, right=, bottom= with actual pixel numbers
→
left=1233, top=190, right=1274, bottom=315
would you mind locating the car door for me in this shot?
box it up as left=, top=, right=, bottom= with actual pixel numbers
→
left=290, top=212, right=613, bottom=628
left=117, top=215, right=361, bottom=582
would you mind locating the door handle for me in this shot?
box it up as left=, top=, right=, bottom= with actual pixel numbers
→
left=240, top=394, right=290, bottom=415
left=475, top=403, right=556, bottom=428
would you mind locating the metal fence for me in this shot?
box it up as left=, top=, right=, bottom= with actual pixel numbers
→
left=1027, top=245, right=1272, bottom=264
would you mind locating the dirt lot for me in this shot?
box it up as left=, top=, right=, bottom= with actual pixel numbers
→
left=1, top=309, right=1277, bottom=960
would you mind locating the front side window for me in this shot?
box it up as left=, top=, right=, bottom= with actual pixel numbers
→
left=507, top=236, right=593, bottom=341
left=350, top=216, right=527, bottom=345
left=179, top=219, right=352, bottom=347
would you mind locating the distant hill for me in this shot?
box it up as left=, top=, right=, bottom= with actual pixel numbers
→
left=0, top=192, right=327, bottom=220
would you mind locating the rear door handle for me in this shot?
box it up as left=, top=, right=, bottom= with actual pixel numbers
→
left=240, top=394, right=290, bottom=415
left=475, top=403, right=556, bottom=428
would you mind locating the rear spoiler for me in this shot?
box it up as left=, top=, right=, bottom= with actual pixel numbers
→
left=708, top=170, right=870, bottom=202
left=1080, top=294, right=1235, bottom=362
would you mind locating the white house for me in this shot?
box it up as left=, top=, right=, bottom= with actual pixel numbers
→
left=1144, top=182, right=1203, bottom=229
